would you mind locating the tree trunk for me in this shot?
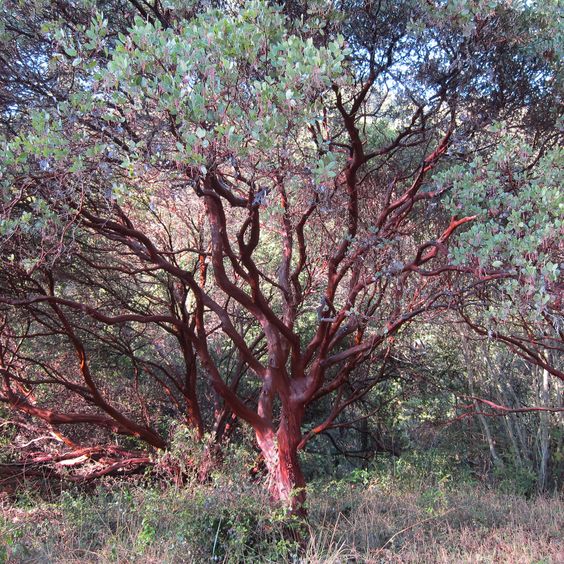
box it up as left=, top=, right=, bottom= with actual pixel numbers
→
left=462, top=341, right=503, bottom=468
left=187, top=401, right=204, bottom=441
left=537, top=368, right=550, bottom=491
left=255, top=407, right=306, bottom=516
left=496, top=382, right=526, bottom=468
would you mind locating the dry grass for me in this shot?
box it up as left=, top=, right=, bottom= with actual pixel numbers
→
left=306, top=483, right=563, bottom=563
left=1, top=480, right=562, bottom=563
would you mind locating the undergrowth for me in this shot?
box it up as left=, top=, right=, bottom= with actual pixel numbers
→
left=1, top=459, right=562, bottom=563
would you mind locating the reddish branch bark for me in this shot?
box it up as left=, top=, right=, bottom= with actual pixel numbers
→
left=2, top=34, right=559, bottom=514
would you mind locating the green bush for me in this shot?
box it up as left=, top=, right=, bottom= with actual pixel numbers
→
left=493, top=463, right=538, bottom=497
left=357, top=449, right=477, bottom=491
left=0, top=481, right=304, bottom=562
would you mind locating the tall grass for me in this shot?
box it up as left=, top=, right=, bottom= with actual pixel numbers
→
left=1, top=474, right=562, bottom=563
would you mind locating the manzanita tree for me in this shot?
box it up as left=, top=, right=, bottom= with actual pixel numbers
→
left=1, top=0, right=562, bottom=510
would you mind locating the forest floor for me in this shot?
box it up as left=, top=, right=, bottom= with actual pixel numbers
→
left=1, top=471, right=562, bottom=563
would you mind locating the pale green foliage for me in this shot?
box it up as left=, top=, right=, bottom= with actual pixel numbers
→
left=0, top=0, right=348, bottom=223
left=0, top=0, right=349, bottom=270
left=442, top=126, right=562, bottom=320
left=98, top=2, right=346, bottom=172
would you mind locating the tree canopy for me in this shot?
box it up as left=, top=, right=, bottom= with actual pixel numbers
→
left=0, top=0, right=562, bottom=511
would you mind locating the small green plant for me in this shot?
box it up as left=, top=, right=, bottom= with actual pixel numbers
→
left=494, top=463, right=538, bottom=497
left=136, top=517, right=157, bottom=550
left=418, top=487, right=447, bottom=515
